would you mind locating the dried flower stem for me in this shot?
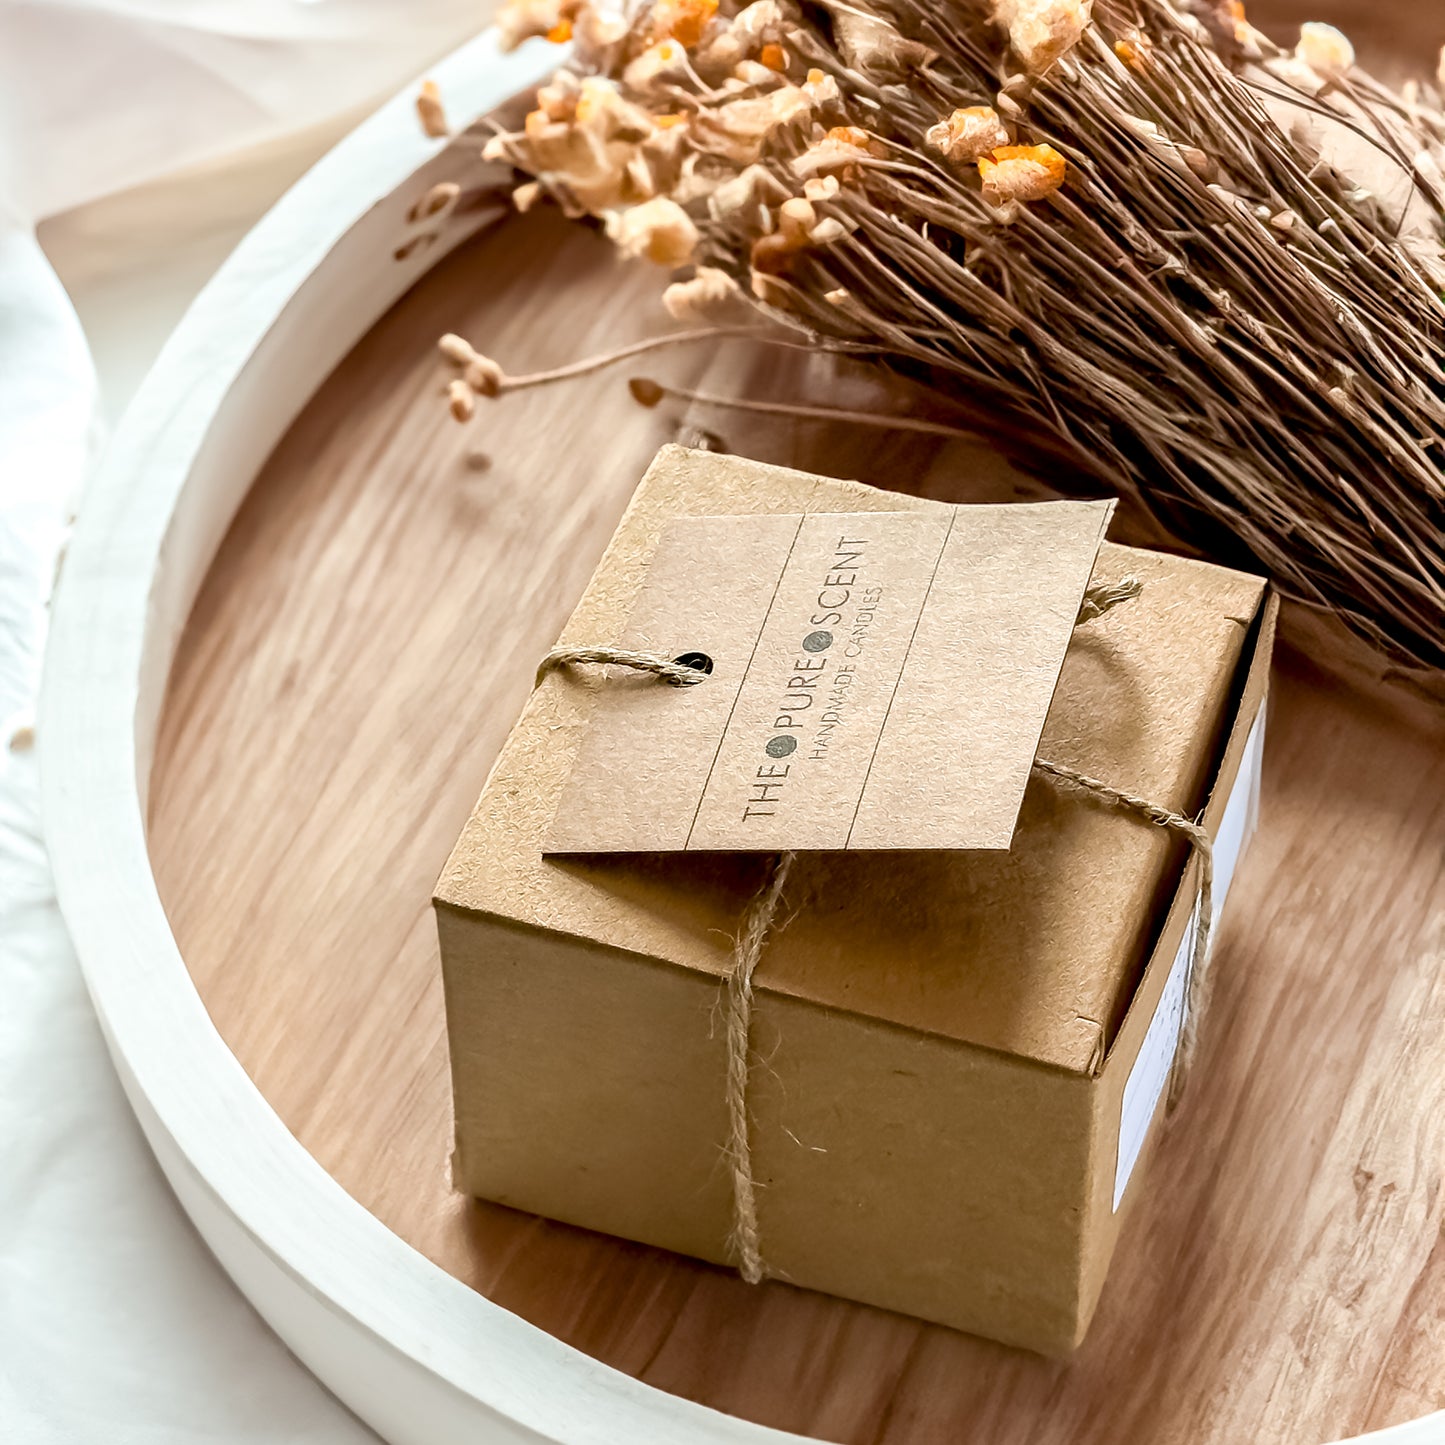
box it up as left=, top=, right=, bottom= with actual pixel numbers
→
left=628, top=376, right=978, bottom=438
left=484, top=325, right=822, bottom=393
left=438, top=323, right=870, bottom=410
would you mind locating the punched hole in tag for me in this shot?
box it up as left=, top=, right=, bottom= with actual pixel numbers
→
left=667, top=651, right=714, bottom=685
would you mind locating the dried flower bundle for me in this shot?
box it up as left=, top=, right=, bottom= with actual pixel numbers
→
left=469, top=0, right=1445, bottom=673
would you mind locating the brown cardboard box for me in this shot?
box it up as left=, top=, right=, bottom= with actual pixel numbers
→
left=435, top=446, right=1276, bottom=1354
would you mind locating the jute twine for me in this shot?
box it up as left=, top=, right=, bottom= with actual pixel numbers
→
left=538, top=576, right=1216, bottom=1287
left=535, top=646, right=710, bottom=689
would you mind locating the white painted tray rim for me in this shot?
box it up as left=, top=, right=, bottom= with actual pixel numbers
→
left=36, top=26, right=1442, bottom=1445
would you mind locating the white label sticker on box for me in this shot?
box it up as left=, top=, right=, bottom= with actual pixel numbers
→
left=1113, top=708, right=1266, bottom=1210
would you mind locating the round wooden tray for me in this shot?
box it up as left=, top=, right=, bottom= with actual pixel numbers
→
left=42, top=19, right=1445, bottom=1445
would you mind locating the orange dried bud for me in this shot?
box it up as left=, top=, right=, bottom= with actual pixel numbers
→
left=447, top=379, right=476, bottom=422
left=978, top=143, right=1067, bottom=204
left=994, top=0, right=1092, bottom=74
left=778, top=196, right=817, bottom=240
left=534, top=70, right=580, bottom=121
left=1221, top=1, right=1262, bottom=48
left=663, top=266, right=746, bottom=323
left=438, top=334, right=503, bottom=396
left=1295, top=22, right=1354, bottom=79
left=802, top=68, right=840, bottom=104
left=605, top=197, right=699, bottom=266
left=827, top=125, right=873, bottom=149
left=497, top=0, right=579, bottom=51
left=750, top=230, right=798, bottom=275
left=438, top=333, right=478, bottom=367
left=623, top=40, right=687, bottom=89
left=629, top=377, right=666, bottom=407
left=926, top=105, right=1009, bottom=164
left=653, top=0, right=718, bottom=48
left=416, top=80, right=448, bottom=139
left=759, top=42, right=787, bottom=71
left=792, top=130, right=872, bottom=179
left=654, top=113, right=688, bottom=128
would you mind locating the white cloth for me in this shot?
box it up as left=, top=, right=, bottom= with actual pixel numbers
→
left=0, top=4, right=492, bottom=1440
left=0, top=0, right=483, bottom=223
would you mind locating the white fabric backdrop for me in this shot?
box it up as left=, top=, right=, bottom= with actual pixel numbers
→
left=0, top=4, right=493, bottom=1440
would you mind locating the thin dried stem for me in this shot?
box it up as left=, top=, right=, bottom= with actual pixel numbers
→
left=495, top=326, right=806, bottom=391
left=440, top=324, right=871, bottom=399
left=629, top=376, right=980, bottom=437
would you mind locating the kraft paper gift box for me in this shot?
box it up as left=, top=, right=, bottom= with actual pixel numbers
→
left=434, top=444, right=1275, bottom=1354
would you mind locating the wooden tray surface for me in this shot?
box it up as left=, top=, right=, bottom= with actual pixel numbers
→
left=147, top=200, right=1445, bottom=1444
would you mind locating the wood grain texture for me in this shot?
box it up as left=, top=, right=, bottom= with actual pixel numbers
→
left=147, top=198, right=1445, bottom=1442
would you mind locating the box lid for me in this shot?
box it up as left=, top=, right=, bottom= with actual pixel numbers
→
left=435, top=446, right=1266, bottom=1073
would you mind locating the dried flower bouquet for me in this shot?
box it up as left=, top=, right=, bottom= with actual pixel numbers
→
left=447, top=0, right=1445, bottom=676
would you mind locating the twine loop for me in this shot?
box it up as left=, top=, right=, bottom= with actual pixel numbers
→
left=535, top=575, right=1216, bottom=1285
left=536, top=646, right=711, bottom=689
left=1075, top=575, right=1143, bottom=623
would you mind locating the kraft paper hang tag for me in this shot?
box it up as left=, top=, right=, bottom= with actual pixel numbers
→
left=547, top=499, right=1114, bottom=853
